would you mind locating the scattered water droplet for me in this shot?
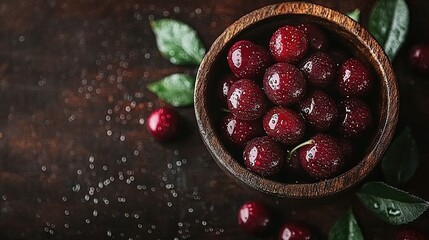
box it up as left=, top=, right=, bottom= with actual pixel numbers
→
left=387, top=208, right=401, bottom=216
left=72, top=184, right=81, bottom=192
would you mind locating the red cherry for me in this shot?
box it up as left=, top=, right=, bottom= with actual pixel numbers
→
left=299, top=134, right=344, bottom=179
left=146, top=107, right=180, bottom=141
left=409, top=43, right=429, bottom=74
left=298, top=90, right=338, bottom=132
left=263, top=107, right=305, bottom=146
left=238, top=201, right=272, bottom=235
left=337, top=58, right=374, bottom=96
left=300, top=52, right=336, bottom=88
left=338, top=98, right=372, bottom=138
left=227, top=40, right=272, bottom=79
left=263, top=62, right=306, bottom=106
left=243, top=136, right=284, bottom=176
left=278, top=222, right=314, bottom=240
left=298, top=23, right=329, bottom=51
left=227, top=79, right=267, bottom=120
left=219, top=114, right=264, bottom=149
left=270, top=25, right=308, bottom=63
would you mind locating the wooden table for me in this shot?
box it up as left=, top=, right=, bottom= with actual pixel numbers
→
left=0, top=0, right=428, bottom=239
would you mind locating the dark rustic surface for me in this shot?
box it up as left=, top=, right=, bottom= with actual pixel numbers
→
left=0, top=0, right=428, bottom=239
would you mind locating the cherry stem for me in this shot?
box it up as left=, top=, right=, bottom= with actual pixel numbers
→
left=287, top=139, right=315, bottom=162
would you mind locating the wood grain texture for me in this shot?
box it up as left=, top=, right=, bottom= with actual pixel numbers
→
left=0, top=0, right=428, bottom=239
left=195, top=2, right=398, bottom=198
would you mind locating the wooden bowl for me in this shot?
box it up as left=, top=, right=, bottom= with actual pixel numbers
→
left=194, top=2, right=398, bottom=198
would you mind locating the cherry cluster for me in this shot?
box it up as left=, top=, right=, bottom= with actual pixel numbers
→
left=217, top=23, right=375, bottom=181
left=237, top=200, right=428, bottom=239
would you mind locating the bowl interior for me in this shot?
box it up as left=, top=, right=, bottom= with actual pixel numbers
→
left=195, top=3, right=398, bottom=198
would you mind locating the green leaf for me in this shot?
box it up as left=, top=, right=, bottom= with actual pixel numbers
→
left=150, top=19, right=206, bottom=65
left=329, top=209, right=364, bottom=240
left=147, top=73, right=195, bottom=107
left=381, top=127, right=420, bottom=186
left=347, top=9, right=361, bottom=22
left=369, top=0, right=409, bottom=60
left=357, top=182, right=429, bottom=225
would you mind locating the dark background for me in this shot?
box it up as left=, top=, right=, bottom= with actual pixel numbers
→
left=0, top=0, right=428, bottom=239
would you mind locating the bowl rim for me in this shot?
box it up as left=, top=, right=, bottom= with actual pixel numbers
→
left=194, top=2, right=399, bottom=198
